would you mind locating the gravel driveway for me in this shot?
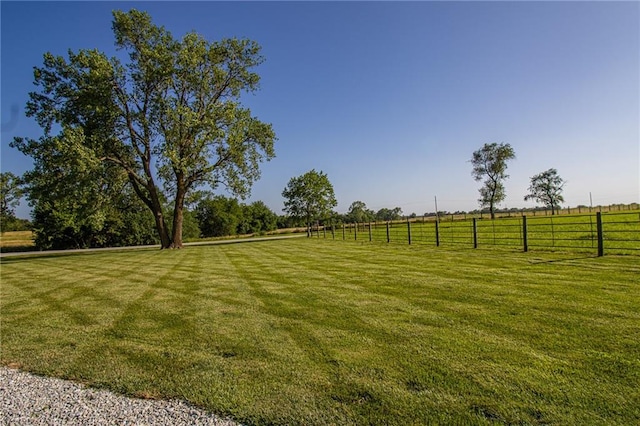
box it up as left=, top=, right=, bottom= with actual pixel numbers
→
left=0, top=367, right=239, bottom=425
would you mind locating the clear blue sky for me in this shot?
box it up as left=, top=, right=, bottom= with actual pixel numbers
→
left=2, top=1, right=639, bottom=219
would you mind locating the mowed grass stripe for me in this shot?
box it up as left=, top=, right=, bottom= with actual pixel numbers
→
left=1, top=239, right=639, bottom=425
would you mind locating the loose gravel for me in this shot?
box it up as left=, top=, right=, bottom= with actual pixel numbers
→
left=0, top=367, right=239, bottom=425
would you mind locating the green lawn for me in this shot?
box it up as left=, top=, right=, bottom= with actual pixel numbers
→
left=1, top=239, right=639, bottom=425
left=332, top=211, right=640, bottom=255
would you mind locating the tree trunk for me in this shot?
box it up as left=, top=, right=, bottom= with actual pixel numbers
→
left=148, top=186, right=172, bottom=249
left=171, top=205, right=184, bottom=249
left=171, top=183, right=186, bottom=249
left=154, top=210, right=172, bottom=248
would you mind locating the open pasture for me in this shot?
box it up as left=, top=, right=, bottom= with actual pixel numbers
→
left=1, top=239, right=639, bottom=425
left=331, top=211, right=640, bottom=255
left=0, top=231, right=34, bottom=250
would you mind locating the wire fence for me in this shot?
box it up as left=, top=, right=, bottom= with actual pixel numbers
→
left=310, top=211, right=640, bottom=256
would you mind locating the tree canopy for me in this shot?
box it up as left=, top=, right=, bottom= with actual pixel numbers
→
left=282, top=170, right=337, bottom=226
left=375, top=207, right=403, bottom=222
left=345, top=201, right=375, bottom=224
left=471, top=142, right=515, bottom=219
left=12, top=9, right=276, bottom=248
left=524, top=168, right=565, bottom=215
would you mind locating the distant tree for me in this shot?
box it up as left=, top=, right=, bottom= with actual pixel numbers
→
left=346, top=201, right=374, bottom=223
left=12, top=9, right=275, bottom=248
left=375, top=207, right=403, bottom=222
left=524, top=168, right=565, bottom=215
left=0, top=172, right=23, bottom=218
left=282, top=170, right=337, bottom=227
left=195, top=196, right=242, bottom=238
left=240, top=201, right=277, bottom=234
left=471, top=142, right=516, bottom=219
left=0, top=172, right=30, bottom=232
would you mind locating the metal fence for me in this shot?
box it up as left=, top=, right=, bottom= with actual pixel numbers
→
left=310, top=211, right=640, bottom=256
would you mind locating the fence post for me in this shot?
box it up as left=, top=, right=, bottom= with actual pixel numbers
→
left=407, top=218, right=412, bottom=245
left=522, top=215, right=528, bottom=252
left=435, top=220, right=440, bottom=247
left=368, top=222, right=372, bottom=242
left=386, top=222, right=390, bottom=243
left=472, top=218, right=478, bottom=249
left=596, top=212, right=604, bottom=256
left=354, top=222, right=358, bottom=241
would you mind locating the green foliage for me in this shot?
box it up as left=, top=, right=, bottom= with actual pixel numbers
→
left=0, top=172, right=24, bottom=218
left=345, top=201, right=375, bottom=223
left=239, top=200, right=278, bottom=235
left=11, top=126, right=159, bottom=249
left=524, top=168, right=565, bottom=215
left=13, top=9, right=275, bottom=248
left=471, top=142, right=516, bottom=219
left=30, top=187, right=159, bottom=250
left=195, top=196, right=278, bottom=237
left=2, top=241, right=638, bottom=424
left=375, top=207, right=403, bottom=221
left=282, top=169, right=337, bottom=225
left=0, top=172, right=30, bottom=232
left=195, top=196, right=243, bottom=238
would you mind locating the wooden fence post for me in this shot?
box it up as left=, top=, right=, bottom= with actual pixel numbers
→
left=435, top=220, right=440, bottom=247
left=597, top=212, right=604, bottom=257
left=407, top=218, right=412, bottom=245
left=473, top=218, right=478, bottom=249
left=369, top=222, right=372, bottom=242
left=386, top=222, right=390, bottom=243
left=522, top=216, right=528, bottom=252
left=354, top=222, right=358, bottom=241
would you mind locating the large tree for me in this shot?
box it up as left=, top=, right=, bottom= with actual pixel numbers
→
left=471, top=142, right=515, bottom=219
left=12, top=9, right=275, bottom=248
left=524, top=168, right=565, bottom=215
left=282, top=170, right=337, bottom=227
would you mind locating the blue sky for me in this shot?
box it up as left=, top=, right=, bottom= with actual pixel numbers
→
left=2, top=1, right=638, bottom=219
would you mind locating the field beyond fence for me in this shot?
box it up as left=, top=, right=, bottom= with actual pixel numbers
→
left=312, top=210, right=640, bottom=256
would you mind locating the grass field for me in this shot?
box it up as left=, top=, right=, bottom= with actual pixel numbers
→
left=0, top=230, right=34, bottom=250
left=1, top=239, right=639, bottom=425
left=330, top=211, right=640, bottom=255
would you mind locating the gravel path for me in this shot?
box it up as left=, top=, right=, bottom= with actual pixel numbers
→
left=0, top=367, right=239, bottom=425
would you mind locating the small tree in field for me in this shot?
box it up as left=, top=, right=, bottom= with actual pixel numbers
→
left=524, top=168, right=565, bottom=215
left=471, top=142, right=515, bottom=219
left=282, top=170, right=337, bottom=228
